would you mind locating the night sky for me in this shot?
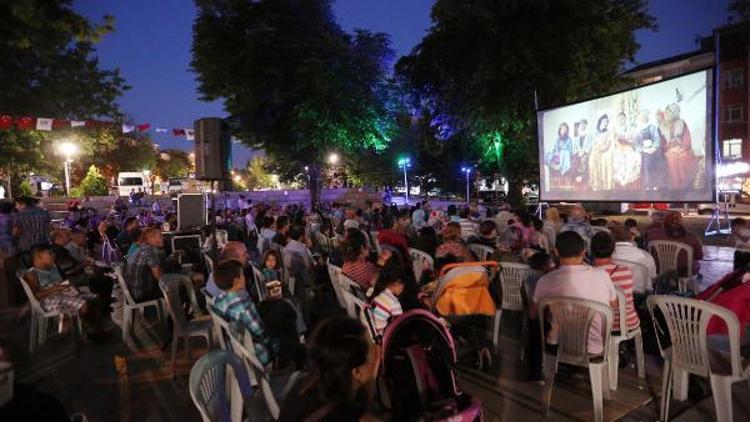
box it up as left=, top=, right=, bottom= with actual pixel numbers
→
left=74, top=0, right=731, bottom=167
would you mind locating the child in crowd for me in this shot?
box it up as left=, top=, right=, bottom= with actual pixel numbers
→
left=261, top=249, right=283, bottom=298
left=368, top=257, right=405, bottom=336
left=731, top=217, right=750, bottom=269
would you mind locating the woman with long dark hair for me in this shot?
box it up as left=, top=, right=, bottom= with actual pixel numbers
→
left=280, top=317, right=381, bottom=422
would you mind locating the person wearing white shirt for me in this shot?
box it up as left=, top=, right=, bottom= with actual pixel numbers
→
left=610, top=225, right=657, bottom=292
left=531, top=231, right=616, bottom=356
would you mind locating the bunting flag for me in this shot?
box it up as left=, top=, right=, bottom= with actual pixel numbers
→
left=0, top=115, right=12, bottom=129
left=15, top=117, right=34, bottom=130
left=36, top=118, right=54, bottom=131
left=0, top=113, right=217, bottom=139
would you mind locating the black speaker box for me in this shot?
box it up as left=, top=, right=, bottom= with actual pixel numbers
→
left=194, top=117, right=232, bottom=180
left=177, top=193, right=206, bottom=230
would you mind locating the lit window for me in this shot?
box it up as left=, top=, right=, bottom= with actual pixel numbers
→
left=725, top=105, right=743, bottom=122
left=722, top=138, right=743, bottom=159
left=725, top=69, right=744, bottom=88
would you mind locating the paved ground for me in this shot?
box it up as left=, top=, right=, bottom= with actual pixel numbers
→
left=0, top=245, right=743, bottom=421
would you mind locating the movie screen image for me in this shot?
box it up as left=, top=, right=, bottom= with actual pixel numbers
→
left=537, top=69, right=714, bottom=202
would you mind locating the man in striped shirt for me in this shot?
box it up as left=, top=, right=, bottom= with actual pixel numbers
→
left=591, top=232, right=640, bottom=332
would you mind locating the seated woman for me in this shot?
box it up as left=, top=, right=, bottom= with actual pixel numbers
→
left=23, top=244, right=106, bottom=340
left=279, top=317, right=380, bottom=422
left=491, top=226, right=525, bottom=264
left=435, top=222, right=473, bottom=263
left=342, top=228, right=389, bottom=290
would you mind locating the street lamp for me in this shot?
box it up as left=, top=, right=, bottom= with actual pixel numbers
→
left=398, top=157, right=412, bottom=205
left=461, top=166, right=472, bottom=203
left=328, top=152, right=339, bottom=165
left=57, top=141, right=78, bottom=196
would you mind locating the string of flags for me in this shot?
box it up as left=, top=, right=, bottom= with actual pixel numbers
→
left=0, top=114, right=196, bottom=140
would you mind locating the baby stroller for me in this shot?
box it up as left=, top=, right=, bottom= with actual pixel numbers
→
left=380, top=309, right=483, bottom=421
left=433, top=262, right=498, bottom=370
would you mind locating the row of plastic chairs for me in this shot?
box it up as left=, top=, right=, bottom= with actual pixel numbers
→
left=326, top=262, right=379, bottom=343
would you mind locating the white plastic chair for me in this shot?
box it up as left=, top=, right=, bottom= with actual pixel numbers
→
left=648, top=240, right=694, bottom=293
left=468, top=243, right=495, bottom=262
left=608, top=287, right=645, bottom=391
left=591, top=226, right=611, bottom=235
left=339, top=273, right=367, bottom=318
left=113, top=265, right=165, bottom=341
left=408, top=247, right=434, bottom=282
left=326, top=262, right=347, bottom=309
left=249, top=263, right=267, bottom=301
left=227, top=323, right=301, bottom=420
left=493, top=263, right=534, bottom=349
left=16, top=271, right=83, bottom=353
left=204, top=253, right=215, bottom=275
left=348, top=294, right=379, bottom=343
left=537, top=296, right=613, bottom=422
left=647, top=295, right=750, bottom=422
left=159, top=274, right=214, bottom=377
left=612, top=258, right=652, bottom=293
left=201, top=287, right=215, bottom=308
left=207, top=305, right=233, bottom=351
left=189, top=349, right=253, bottom=422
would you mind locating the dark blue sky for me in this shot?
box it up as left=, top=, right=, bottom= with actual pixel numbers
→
left=74, top=0, right=731, bottom=167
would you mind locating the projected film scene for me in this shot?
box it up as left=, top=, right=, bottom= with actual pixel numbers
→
left=537, top=69, right=714, bottom=202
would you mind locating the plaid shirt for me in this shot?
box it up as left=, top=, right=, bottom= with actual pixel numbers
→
left=214, top=290, right=275, bottom=366
left=124, top=244, right=164, bottom=302
left=13, top=206, right=50, bottom=252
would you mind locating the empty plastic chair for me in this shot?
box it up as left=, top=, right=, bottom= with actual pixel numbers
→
left=326, top=262, right=347, bottom=309
left=647, top=295, right=750, bottom=422
left=113, top=265, right=165, bottom=341
left=493, top=263, right=535, bottom=349
left=468, top=243, right=494, bottom=262
left=408, top=247, right=434, bottom=282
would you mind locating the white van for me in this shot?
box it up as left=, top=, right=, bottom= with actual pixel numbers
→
left=117, top=172, right=149, bottom=197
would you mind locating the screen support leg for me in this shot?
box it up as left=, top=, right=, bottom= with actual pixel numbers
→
left=704, top=201, right=730, bottom=237
left=536, top=202, right=548, bottom=219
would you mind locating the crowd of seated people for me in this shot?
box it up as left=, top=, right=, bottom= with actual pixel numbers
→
left=8, top=191, right=750, bottom=421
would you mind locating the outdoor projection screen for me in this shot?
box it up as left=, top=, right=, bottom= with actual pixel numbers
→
left=537, top=69, right=714, bottom=202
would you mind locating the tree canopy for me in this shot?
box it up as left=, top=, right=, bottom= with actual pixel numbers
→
left=0, top=0, right=129, bottom=195
left=397, top=0, right=655, bottom=203
left=191, top=0, right=396, bottom=192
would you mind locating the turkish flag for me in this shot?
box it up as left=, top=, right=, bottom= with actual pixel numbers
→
left=0, top=115, right=13, bottom=129
left=137, top=123, right=151, bottom=132
left=172, top=128, right=185, bottom=136
left=15, top=116, right=34, bottom=130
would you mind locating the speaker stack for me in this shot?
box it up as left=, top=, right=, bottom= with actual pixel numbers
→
left=194, top=117, right=232, bottom=181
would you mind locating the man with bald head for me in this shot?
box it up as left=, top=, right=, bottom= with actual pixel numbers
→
left=560, top=205, right=594, bottom=242
left=205, top=241, right=253, bottom=297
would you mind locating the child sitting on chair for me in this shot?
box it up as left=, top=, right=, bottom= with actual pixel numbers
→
left=261, top=249, right=284, bottom=299
left=368, top=257, right=405, bottom=336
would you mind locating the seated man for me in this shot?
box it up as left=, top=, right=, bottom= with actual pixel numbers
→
left=23, top=244, right=105, bottom=339
left=213, top=260, right=277, bottom=367
left=205, top=241, right=253, bottom=298
left=124, top=227, right=167, bottom=303
left=560, top=205, right=594, bottom=243
left=115, top=217, right=139, bottom=254
left=591, top=232, right=640, bottom=333
left=476, top=220, right=499, bottom=248
left=531, top=231, right=616, bottom=356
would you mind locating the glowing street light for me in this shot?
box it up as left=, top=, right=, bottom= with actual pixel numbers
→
left=57, top=141, right=78, bottom=196
left=328, top=152, right=340, bottom=165
left=461, top=166, right=472, bottom=203
left=398, top=157, right=412, bottom=205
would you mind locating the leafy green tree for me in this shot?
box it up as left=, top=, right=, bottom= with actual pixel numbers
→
left=72, top=165, right=108, bottom=197
left=192, top=0, right=394, bottom=205
left=0, top=0, right=128, bottom=196
left=154, top=149, right=193, bottom=180
left=242, top=156, right=276, bottom=190
left=397, top=0, right=654, bottom=204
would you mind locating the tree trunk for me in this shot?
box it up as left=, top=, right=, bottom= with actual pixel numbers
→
left=507, top=178, right=524, bottom=207
left=309, top=164, right=322, bottom=209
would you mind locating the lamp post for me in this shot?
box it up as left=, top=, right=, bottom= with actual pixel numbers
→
left=461, top=166, right=472, bottom=203
left=398, top=157, right=411, bottom=205
left=58, top=142, right=78, bottom=197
